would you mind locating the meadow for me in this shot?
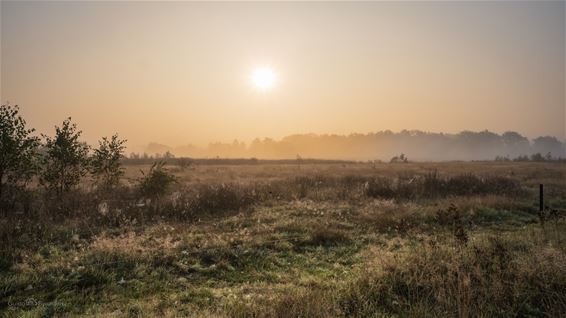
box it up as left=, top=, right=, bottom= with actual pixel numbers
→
left=1, top=161, right=565, bottom=317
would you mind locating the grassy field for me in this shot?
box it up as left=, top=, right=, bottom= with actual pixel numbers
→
left=1, top=162, right=566, bottom=317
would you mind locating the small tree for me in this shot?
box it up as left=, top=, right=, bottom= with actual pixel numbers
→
left=138, top=161, right=176, bottom=200
left=41, top=118, right=90, bottom=196
left=530, top=153, right=545, bottom=162
left=90, top=134, right=127, bottom=190
left=0, top=104, right=40, bottom=202
left=390, top=153, right=408, bottom=163
left=545, top=152, right=553, bottom=161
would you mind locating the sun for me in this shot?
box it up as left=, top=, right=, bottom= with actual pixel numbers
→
left=251, top=67, right=276, bottom=90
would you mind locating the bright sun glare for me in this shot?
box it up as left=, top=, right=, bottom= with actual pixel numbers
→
left=251, top=67, right=276, bottom=90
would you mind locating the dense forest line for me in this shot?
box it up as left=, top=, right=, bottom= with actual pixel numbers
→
left=140, top=130, right=565, bottom=161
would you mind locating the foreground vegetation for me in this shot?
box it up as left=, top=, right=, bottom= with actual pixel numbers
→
left=1, top=160, right=565, bottom=317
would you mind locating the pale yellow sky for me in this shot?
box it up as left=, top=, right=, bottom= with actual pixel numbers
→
left=1, top=1, right=564, bottom=150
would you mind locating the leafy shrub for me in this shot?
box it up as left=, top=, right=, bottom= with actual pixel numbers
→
left=41, top=118, right=90, bottom=196
left=0, top=104, right=40, bottom=212
left=138, top=161, right=177, bottom=199
left=90, top=134, right=127, bottom=190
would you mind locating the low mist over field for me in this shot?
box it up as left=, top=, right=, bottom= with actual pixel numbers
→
left=143, top=130, right=565, bottom=161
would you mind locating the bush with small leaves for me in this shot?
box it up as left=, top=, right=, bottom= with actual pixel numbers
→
left=0, top=104, right=40, bottom=208
left=138, top=161, right=177, bottom=200
left=40, top=118, right=90, bottom=196
left=90, top=134, right=127, bottom=190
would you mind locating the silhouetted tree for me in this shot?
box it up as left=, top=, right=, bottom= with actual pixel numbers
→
left=90, top=134, right=127, bottom=190
left=390, top=154, right=408, bottom=163
left=0, top=104, right=40, bottom=203
left=41, top=118, right=90, bottom=196
left=501, top=131, right=530, bottom=157
left=513, top=155, right=530, bottom=162
left=533, top=136, right=563, bottom=158
left=138, top=161, right=176, bottom=200
left=545, top=152, right=553, bottom=161
left=530, top=153, right=545, bottom=162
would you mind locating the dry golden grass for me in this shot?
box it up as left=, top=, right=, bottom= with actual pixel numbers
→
left=1, top=161, right=565, bottom=317
left=123, top=161, right=565, bottom=184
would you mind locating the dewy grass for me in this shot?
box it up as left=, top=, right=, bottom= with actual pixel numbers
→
left=1, top=162, right=565, bottom=317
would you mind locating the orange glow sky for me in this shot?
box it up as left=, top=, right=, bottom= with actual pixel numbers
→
left=1, top=1, right=564, bottom=150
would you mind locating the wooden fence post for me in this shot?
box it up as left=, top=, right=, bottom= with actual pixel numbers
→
left=539, top=184, right=544, bottom=213
left=538, top=184, right=546, bottom=226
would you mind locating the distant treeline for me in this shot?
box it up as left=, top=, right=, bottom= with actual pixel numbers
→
left=495, top=153, right=566, bottom=162
left=138, top=130, right=565, bottom=161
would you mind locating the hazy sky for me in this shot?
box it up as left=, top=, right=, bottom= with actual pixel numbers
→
left=1, top=1, right=564, bottom=150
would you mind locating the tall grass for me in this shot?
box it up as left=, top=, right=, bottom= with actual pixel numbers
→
left=243, top=221, right=566, bottom=318
left=1, top=172, right=524, bottom=225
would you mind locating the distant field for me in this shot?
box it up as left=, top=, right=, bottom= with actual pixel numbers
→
left=2, top=161, right=565, bottom=317
left=122, top=161, right=565, bottom=195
